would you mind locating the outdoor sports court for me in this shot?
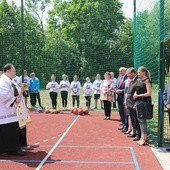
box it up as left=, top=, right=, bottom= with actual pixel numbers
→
left=0, top=111, right=162, bottom=170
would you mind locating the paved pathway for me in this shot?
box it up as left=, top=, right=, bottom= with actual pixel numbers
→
left=152, top=147, right=170, bottom=170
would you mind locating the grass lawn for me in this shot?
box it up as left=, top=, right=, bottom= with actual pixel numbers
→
left=27, top=89, right=103, bottom=110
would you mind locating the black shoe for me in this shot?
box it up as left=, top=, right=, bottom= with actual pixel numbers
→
left=128, top=134, right=136, bottom=138
left=118, top=127, right=124, bottom=130
left=124, top=130, right=132, bottom=134
left=166, top=148, right=170, bottom=152
left=133, top=136, right=140, bottom=141
left=93, top=107, right=97, bottom=109
left=122, top=128, right=127, bottom=132
left=13, top=150, right=26, bottom=156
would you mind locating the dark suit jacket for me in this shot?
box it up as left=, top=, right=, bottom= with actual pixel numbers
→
left=163, top=80, right=170, bottom=109
left=116, top=74, right=128, bottom=101
left=126, top=76, right=138, bottom=108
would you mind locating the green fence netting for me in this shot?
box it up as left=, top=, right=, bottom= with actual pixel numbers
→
left=134, top=0, right=170, bottom=146
left=134, top=0, right=160, bottom=83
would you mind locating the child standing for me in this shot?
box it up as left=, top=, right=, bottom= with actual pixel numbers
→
left=19, top=70, right=30, bottom=107
left=83, top=77, right=93, bottom=109
left=70, top=75, right=81, bottom=108
left=93, top=74, right=103, bottom=109
left=59, top=74, right=70, bottom=110
left=46, top=74, right=59, bottom=109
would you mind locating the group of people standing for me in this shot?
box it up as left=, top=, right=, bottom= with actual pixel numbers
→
left=46, top=73, right=117, bottom=110
left=0, top=62, right=169, bottom=156
left=101, top=66, right=153, bottom=146
left=2, top=68, right=117, bottom=111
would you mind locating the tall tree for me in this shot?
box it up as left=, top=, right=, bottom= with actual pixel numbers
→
left=0, top=0, right=21, bottom=69
left=25, top=0, right=51, bottom=32
left=49, top=0, right=126, bottom=78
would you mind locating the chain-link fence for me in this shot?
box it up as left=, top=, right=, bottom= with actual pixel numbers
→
left=134, top=0, right=170, bottom=146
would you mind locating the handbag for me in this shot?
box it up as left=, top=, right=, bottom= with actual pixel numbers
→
left=100, top=93, right=107, bottom=100
left=136, top=100, right=153, bottom=119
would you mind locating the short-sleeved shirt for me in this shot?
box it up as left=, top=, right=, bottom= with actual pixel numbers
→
left=46, top=81, right=59, bottom=93
left=83, top=82, right=93, bottom=96
left=93, top=80, right=102, bottom=94
left=70, top=81, right=81, bottom=96
left=59, top=80, right=70, bottom=91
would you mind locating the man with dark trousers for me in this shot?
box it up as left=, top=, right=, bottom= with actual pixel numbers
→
left=116, top=67, right=128, bottom=132
left=163, top=80, right=170, bottom=152
left=29, top=72, right=42, bottom=108
left=126, top=67, right=141, bottom=140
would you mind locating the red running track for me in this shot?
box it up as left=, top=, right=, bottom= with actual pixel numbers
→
left=0, top=111, right=163, bottom=170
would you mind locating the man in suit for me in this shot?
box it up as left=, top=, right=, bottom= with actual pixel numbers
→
left=116, top=67, right=128, bottom=131
left=125, top=67, right=141, bottom=140
left=163, top=80, right=170, bottom=152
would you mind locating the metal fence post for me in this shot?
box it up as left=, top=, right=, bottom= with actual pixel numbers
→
left=159, top=0, right=165, bottom=90
left=158, top=0, right=165, bottom=147
left=21, top=0, right=25, bottom=82
left=158, top=89, right=164, bottom=147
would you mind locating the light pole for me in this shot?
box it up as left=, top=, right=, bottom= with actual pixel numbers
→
left=21, top=0, right=25, bottom=82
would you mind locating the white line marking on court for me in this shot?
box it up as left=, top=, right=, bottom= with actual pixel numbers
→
left=51, top=137, right=56, bottom=139
left=34, top=142, right=40, bottom=145
left=58, top=134, right=62, bottom=136
left=36, top=115, right=80, bottom=170
left=43, top=139, right=48, bottom=143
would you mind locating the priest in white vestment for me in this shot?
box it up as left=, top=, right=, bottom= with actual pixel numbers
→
left=0, top=64, right=26, bottom=156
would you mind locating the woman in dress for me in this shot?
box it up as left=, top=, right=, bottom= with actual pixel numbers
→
left=133, top=66, right=152, bottom=145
